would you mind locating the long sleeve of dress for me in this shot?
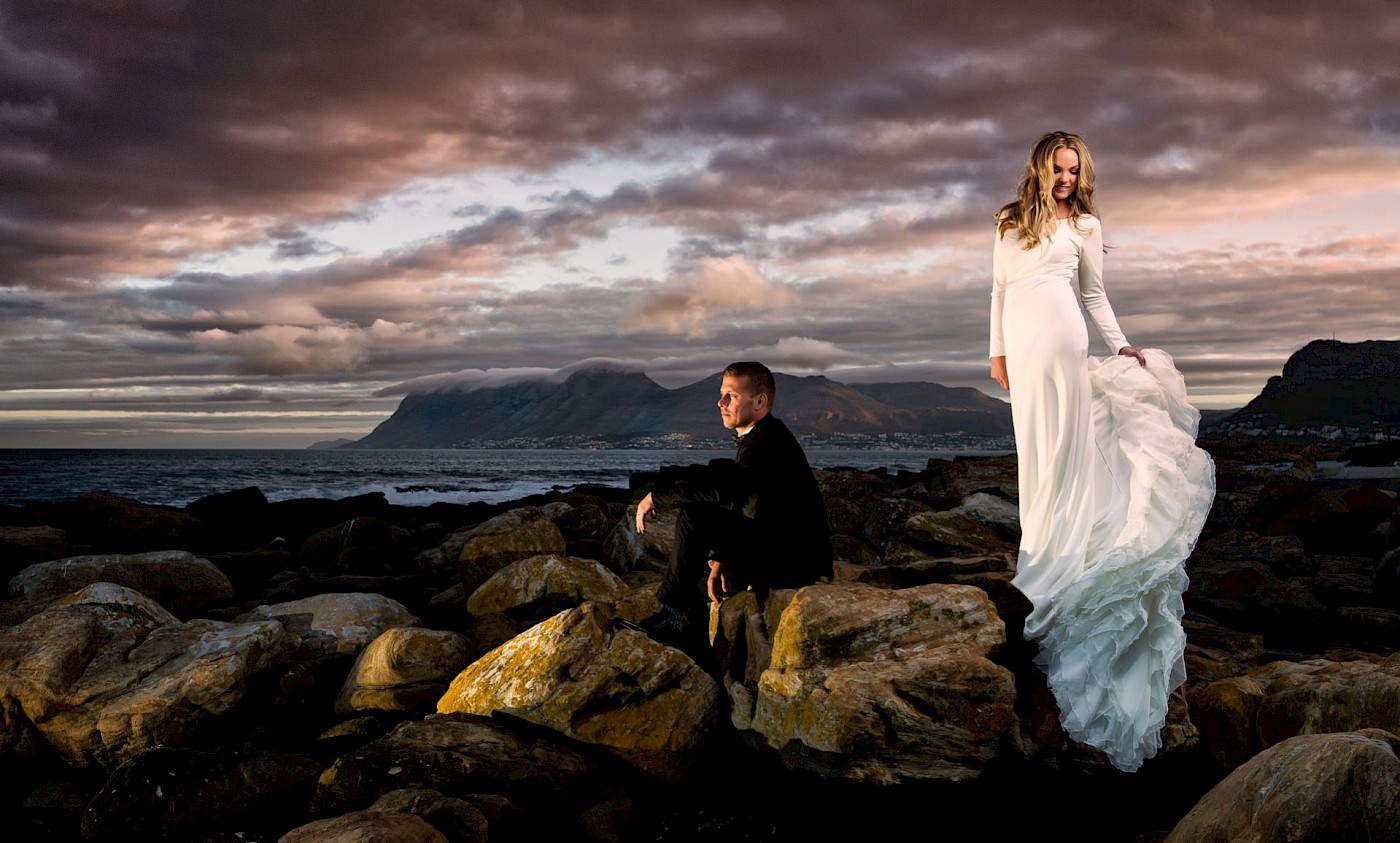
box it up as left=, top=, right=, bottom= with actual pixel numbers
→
left=989, top=227, right=1008, bottom=358
left=1077, top=217, right=1129, bottom=354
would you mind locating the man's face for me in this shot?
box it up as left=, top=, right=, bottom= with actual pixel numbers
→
left=717, top=374, right=762, bottom=431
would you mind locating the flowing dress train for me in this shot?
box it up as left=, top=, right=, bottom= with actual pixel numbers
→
left=989, top=215, right=1215, bottom=772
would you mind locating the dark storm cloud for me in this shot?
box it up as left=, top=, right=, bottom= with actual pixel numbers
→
left=270, top=233, right=346, bottom=261
left=5, top=0, right=1391, bottom=285
left=1, top=0, right=1397, bottom=444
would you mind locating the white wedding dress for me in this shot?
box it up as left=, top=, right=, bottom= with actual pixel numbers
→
left=989, top=215, right=1215, bottom=771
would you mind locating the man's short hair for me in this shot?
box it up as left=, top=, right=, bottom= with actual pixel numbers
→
left=723, top=361, right=776, bottom=405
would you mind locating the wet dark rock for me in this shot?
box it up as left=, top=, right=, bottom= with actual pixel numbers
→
left=8, top=550, right=236, bottom=616
left=311, top=713, right=611, bottom=832
left=184, top=486, right=273, bottom=550
left=1182, top=614, right=1264, bottom=684
left=66, top=493, right=207, bottom=554
left=859, top=497, right=933, bottom=553
left=1264, top=483, right=1397, bottom=556
left=2, top=443, right=1397, bottom=841
left=1246, top=475, right=1323, bottom=532
left=1377, top=546, right=1400, bottom=604
left=830, top=533, right=880, bottom=567
left=204, top=547, right=298, bottom=601
left=1166, top=729, right=1400, bottom=843
left=0, top=525, right=69, bottom=581
left=80, top=748, right=322, bottom=841
left=262, top=493, right=393, bottom=549
left=301, top=516, right=417, bottom=575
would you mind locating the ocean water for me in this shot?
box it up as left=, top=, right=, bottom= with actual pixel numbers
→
left=0, top=448, right=1009, bottom=509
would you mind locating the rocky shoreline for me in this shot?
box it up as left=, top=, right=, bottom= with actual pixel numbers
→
left=3, top=438, right=1399, bottom=842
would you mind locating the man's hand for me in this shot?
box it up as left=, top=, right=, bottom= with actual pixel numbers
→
left=706, top=559, right=729, bottom=604
left=634, top=492, right=656, bottom=534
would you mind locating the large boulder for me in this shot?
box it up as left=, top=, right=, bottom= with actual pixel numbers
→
left=0, top=582, right=297, bottom=770
left=815, top=467, right=896, bottom=504
left=1189, top=675, right=1266, bottom=770
left=312, top=714, right=603, bottom=824
left=922, top=454, right=1019, bottom=500
left=203, top=547, right=298, bottom=599
left=1191, top=655, right=1400, bottom=769
left=1202, top=490, right=1253, bottom=535
left=540, top=500, right=613, bottom=543
left=1336, top=604, right=1400, bottom=650
left=427, top=507, right=568, bottom=592
left=1190, top=528, right=1311, bottom=577
left=264, top=494, right=393, bottom=550
left=1254, top=656, right=1400, bottom=747
left=237, top=592, right=420, bottom=656
left=335, top=627, right=472, bottom=715
left=184, top=486, right=273, bottom=550
left=0, top=525, right=69, bottom=578
left=950, top=492, right=1022, bottom=543
left=750, top=582, right=1020, bottom=783
left=80, top=747, right=322, bottom=841
left=882, top=510, right=1015, bottom=565
left=1185, top=536, right=1330, bottom=643
left=858, top=497, right=932, bottom=554
left=1186, top=557, right=1283, bottom=622
left=279, top=811, right=448, bottom=843
left=8, top=550, right=235, bottom=615
left=854, top=553, right=1014, bottom=590
left=711, top=589, right=794, bottom=713
left=1261, top=482, right=1397, bottom=556
left=1182, top=614, right=1265, bottom=684
left=600, top=504, right=676, bottom=575
left=65, top=492, right=206, bottom=552
left=1245, top=475, right=1324, bottom=533
left=437, top=602, right=720, bottom=779
left=466, top=553, right=627, bottom=625
left=1165, top=729, right=1400, bottom=843
left=361, top=789, right=490, bottom=843
left=300, top=516, right=412, bottom=573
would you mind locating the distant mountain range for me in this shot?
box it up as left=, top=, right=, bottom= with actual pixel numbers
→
left=1207, top=339, right=1400, bottom=441
left=333, top=339, right=1400, bottom=450
left=307, top=438, right=357, bottom=450
left=341, top=370, right=1016, bottom=449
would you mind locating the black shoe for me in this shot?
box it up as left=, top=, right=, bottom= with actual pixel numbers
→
left=616, top=604, right=700, bottom=654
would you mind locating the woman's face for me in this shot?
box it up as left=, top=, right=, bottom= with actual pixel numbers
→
left=1050, top=146, right=1080, bottom=203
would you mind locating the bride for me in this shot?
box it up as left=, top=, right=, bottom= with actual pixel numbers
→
left=988, top=130, right=1215, bottom=771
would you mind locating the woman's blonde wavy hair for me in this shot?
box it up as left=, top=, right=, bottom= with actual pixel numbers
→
left=996, top=131, right=1098, bottom=250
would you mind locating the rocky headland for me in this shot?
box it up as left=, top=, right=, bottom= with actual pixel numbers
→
left=343, top=368, right=1015, bottom=449
left=3, top=438, right=1399, bottom=842
left=1207, top=339, right=1400, bottom=442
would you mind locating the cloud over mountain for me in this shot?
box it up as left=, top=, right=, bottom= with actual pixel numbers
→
left=0, top=0, right=1396, bottom=446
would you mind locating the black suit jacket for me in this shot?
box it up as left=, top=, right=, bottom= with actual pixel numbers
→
left=651, top=413, right=833, bottom=588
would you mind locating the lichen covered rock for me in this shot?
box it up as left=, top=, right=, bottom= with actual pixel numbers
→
left=437, top=602, right=719, bottom=778
left=751, top=582, right=1020, bottom=783
left=335, top=627, right=472, bottom=714
left=0, top=583, right=296, bottom=769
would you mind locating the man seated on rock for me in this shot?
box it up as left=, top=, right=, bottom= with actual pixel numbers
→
left=627, top=361, right=833, bottom=653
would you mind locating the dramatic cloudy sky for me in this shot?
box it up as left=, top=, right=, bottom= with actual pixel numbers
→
left=2, top=0, right=1397, bottom=447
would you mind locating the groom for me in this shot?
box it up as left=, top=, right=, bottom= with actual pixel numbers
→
left=631, top=361, right=833, bottom=650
